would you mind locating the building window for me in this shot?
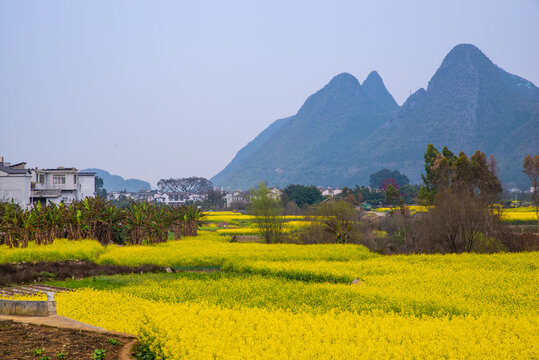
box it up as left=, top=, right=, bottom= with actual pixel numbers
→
left=74, top=175, right=77, bottom=184
left=53, top=175, right=66, bottom=184
left=38, top=174, right=45, bottom=184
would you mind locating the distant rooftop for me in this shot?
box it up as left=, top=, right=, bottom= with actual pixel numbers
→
left=0, top=156, right=30, bottom=175
left=0, top=164, right=30, bottom=175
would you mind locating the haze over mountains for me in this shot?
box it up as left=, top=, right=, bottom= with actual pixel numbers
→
left=212, top=44, right=539, bottom=190
left=83, top=168, right=151, bottom=192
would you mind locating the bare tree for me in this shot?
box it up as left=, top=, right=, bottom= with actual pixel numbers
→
left=157, top=177, right=213, bottom=194
left=297, top=200, right=361, bottom=244
left=200, top=188, right=227, bottom=210
left=417, top=189, right=502, bottom=253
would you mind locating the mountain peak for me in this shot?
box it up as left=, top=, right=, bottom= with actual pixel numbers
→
left=440, top=43, right=493, bottom=68
left=213, top=45, right=538, bottom=190
left=363, top=71, right=383, bottom=84
left=362, top=71, right=398, bottom=110
left=297, top=72, right=363, bottom=118
left=325, top=72, right=360, bottom=89
left=427, top=43, right=497, bottom=94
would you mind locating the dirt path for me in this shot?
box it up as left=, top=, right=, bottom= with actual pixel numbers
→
left=0, top=260, right=166, bottom=286
left=0, top=284, right=72, bottom=297
left=0, top=317, right=136, bottom=359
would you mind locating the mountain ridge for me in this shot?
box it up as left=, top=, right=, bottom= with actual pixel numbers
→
left=212, top=44, right=539, bottom=189
left=83, top=168, right=152, bottom=192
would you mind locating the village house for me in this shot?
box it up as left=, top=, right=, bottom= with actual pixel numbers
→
left=0, top=157, right=96, bottom=208
left=318, top=187, right=343, bottom=197
left=107, top=190, right=201, bottom=206
left=31, top=167, right=95, bottom=205
left=107, top=191, right=135, bottom=201
left=166, top=192, right=192, bottom=206
left=0, top=157, right=32, bottom=208
left=225, top=190, right=250, bottom=208
left=269, top=187, right=282, bottom=200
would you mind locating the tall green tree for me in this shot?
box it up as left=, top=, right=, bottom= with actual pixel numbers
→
left=369, top=169, right=409, bottom=189
left=283, top=184, right=323, bottom=208
left=416, top=145, right=504, bottom=253
left=523, top=154, right=539, bottom=230
left=418, top=144, right=440, bottom=204
left=95, top=176, right=107, bottom=198
left=419, top=144, right=502, bottom=205
left=385, top=184, right=401, bottom=209
left=249, top=182, right=284, bottom=243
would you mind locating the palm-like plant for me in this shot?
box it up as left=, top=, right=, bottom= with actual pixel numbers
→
left=1, top=198, right=204, bottom=248
left=0, top=202, right=23, bottom=247
left=125, top=202, right=148, bottom=245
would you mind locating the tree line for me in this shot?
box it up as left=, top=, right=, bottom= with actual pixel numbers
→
left=248, top=145, right=538, bottom=253
left=0, top=197, right=204, bottom=248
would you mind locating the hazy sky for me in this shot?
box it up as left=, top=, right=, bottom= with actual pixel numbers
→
left=1, top=1, right=538, bottom=186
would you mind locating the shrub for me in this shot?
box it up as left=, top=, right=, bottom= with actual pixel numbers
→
left=297, top=200, right=361, bottom=244
left=249, top=182, right=284, bottom=244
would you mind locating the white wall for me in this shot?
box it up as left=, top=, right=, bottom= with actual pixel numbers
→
left=33, top=172, right=77, bottom=191
left=78, top=175, right=95, bottom=199
left=0, top=173, right=31, bottom=208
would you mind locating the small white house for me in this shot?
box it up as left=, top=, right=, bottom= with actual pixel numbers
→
left=0, top=157, right=32, bottom=208
left=31, top=167, right=96, bottom=205
left=320, top=188, right=343, bottom=197
left=225, top=191, right=250, bottom=208
left=166, top=192, right=192, bottom=206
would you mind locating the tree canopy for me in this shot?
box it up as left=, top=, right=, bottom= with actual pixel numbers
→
left=369, top=169, right=409, bottom=189
left=249, top=182, right=284, bottom=243
left=94, top=176, right=107, bottom=198
left=419, top=145, right=502, bottom=204
left=523, top=154, right=539, bottom=229
left=283, top=184, right=323, bottom=208
left=157, top=177, right=213, bottom=194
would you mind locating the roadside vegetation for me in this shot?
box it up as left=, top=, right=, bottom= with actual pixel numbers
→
left=0, top=198, right=204, bottom=248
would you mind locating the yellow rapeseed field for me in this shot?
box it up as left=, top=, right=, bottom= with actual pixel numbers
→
left=223, top=253, right=539, bottom=316
left=97, top=231, right=375, bottom=267
left=54, top=288, right=537, bottom=360
left=215, top=221, right=310, bottom=236
left=0, top=238, right=106, bottom=263
left=373, top=205, right=430, bottom=213
left=1, top=217, right=538, bottom=359
left=373, top=205, right=538, bottom=223
left=501, top=207, right=538, bottom=222
left=203, top=212, right=306, bottom=223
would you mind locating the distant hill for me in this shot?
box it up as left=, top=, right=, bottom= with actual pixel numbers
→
left=212, top=44, right=539, bottom=189
left=83, top=168, right=151, bottom=192
left=212, top=71, right=399, bottom=189
left=211, top=116, right=292, bottom=186
left=356, top=44, right=539, bottom=187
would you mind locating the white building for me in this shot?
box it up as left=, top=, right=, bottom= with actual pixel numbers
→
left=107, top=191, right=134, bottom=201
left=0, top=157, right=96, bottom=208
left=0, top=157, right=32, bottom=208
left=157, top=192, right=200, bottom=206
left=269, top=187, right=282, bottom=200
left=31, top=167, right=96, bottom=205
left=225, top=191, right=250, bottom=208
left=167, top=192, right=193, bottom=206
left=319, top=187, right=343, bottom=197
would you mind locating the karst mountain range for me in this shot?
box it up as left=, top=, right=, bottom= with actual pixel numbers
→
left=213, top=44, right=539, bottom=190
